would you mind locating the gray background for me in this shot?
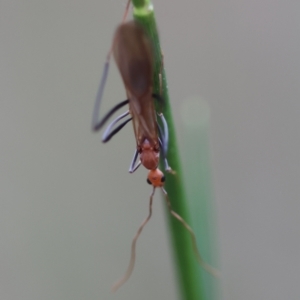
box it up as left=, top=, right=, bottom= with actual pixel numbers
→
left=1, top=0, right=299, bottom=299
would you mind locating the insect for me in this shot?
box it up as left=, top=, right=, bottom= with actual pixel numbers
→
left=92, top=22, right=170, bottom=176
left=92, top=4, right=219, bottom=291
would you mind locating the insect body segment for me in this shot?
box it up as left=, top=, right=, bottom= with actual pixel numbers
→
left=147, top=169, right=165, bottom=187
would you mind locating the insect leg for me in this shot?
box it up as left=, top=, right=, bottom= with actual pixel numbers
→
left=92, top=0, right=132, bottom=133
left=158, top=136, right=171, bottom=172
left=157, top=113, right=172, bottom=172
left=153, top=92, right=166, bottom=151
left=157, top=112, right=169, bottom=156
left=92, top=97, right=129, bottom=132
left=128, top=150, right=141, bottom=173
left=92, top=60, right=109, bottom=130
left=102, top=111, right=132, bottom=143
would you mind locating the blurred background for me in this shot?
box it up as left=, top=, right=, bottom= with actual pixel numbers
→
left=1, top=0, right=299, bottom=299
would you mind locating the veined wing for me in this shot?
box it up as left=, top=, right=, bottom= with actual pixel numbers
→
left=113, top=20, right=159, bottom=147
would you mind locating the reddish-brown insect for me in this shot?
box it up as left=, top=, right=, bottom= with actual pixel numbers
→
left=92, top=19, right=171, bottom=186
left=92, top=4, right=219, bottom=291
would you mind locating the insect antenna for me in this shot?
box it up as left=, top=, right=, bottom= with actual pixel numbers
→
left=111, top=187, right=155, bottom=292
left=161, top=188, right=220, bottom=278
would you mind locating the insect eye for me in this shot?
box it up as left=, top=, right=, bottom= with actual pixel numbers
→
left=161, top=176, right=166, bottom=182
left=147, top=178, right=152, bottom=185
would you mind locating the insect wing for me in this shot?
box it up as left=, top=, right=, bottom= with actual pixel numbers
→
left=113, top=21, right=158, bottom=147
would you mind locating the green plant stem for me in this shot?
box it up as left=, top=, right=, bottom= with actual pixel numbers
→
left=132, top=1, right=211, bottom=299
left=181, top=98, right=220, bottom=300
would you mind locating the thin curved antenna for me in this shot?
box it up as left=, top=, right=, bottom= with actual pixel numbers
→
left=111, top=187, right=156, bottom=292
left=161, top=188, right=220, bottom=278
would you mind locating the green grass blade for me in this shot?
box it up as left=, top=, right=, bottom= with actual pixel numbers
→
left=181, top=98, right=220, bottom=299
left=132, top=1, right=219, bottom=299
